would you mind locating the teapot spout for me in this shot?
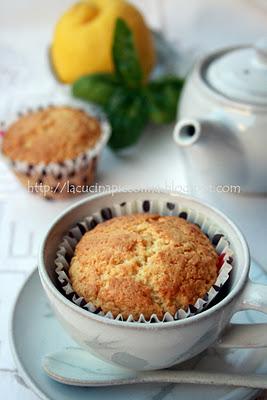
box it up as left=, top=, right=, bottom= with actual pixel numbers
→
left=174, top=117, right=231, bottom=148
left=173, top=118, right=203, bottom=147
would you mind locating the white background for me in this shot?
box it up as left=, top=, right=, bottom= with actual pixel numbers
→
left=0, top=0, right=267, bottom=399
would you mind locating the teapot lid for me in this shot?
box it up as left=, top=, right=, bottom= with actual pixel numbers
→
left=204, top=38, right=267, bottom=106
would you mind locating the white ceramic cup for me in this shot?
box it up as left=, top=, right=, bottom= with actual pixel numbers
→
left=38, top=191, right=267, bottom=371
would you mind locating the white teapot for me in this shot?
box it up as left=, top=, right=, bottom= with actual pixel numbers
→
left=173, top=39, right=267, bottom=193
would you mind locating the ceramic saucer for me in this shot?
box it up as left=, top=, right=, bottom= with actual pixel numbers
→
left=10, top=259, right=267, bottom=400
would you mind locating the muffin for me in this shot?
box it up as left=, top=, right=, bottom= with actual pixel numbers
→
left=69, top=214, right=219, bottom=319
left=1, top=106, right=109, bottom=199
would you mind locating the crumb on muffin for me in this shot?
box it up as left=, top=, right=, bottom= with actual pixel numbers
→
left=69, top=214, right=219, bottom=319
left=2, top=106, right=101, bottom=164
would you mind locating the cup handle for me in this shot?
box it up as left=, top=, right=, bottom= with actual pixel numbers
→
left=215, top=280, right=267, bottom=349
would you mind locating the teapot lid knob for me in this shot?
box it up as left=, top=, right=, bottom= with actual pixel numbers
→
left=254, top=38, right=267, bottom=67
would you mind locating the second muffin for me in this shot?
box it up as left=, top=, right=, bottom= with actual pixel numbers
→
left=69, top=214, right=219, bottom=320
left=1, top=106, right=110, bottom=199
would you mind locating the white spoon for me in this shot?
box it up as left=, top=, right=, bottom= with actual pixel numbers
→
left=43, top=348, right=267, bottom=389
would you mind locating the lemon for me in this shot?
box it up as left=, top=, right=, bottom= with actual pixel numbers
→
left=51, top=0, right=155, bottom=83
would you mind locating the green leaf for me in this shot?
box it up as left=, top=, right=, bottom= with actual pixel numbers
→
left=145, top=77, right=184, bottom=124
left=112, top=18, right=143, bottom=88
left=72, top=73, right=118, bottom=107
left=106, top=87, right=149, bottom=150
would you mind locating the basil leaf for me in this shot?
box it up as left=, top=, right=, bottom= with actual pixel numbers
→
left=112, top=18, right=143, bottom=88
left=107, top=87, right=148, bottom=150
left=72, top=73, right=118, bottom=107
left=146, top=77, right=184, bottom=124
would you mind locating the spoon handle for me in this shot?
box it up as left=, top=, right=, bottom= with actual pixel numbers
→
left=139, top=370, right=267, bottom=389
left=43, top=348, right=267, bottom=389
left=45, top=367, right=267, bottom=389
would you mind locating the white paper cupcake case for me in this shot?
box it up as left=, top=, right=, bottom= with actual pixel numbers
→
left=55, top=198, right=233, bottom=323
left=0, top=91, right=111, bottom=177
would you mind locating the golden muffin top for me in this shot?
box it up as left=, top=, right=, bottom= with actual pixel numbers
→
left=69, top=214, right=219, bottom=320
left=2, top=106, right=101, bottom=164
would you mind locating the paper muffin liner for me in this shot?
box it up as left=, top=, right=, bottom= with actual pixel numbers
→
left=0, top=90, right=111, bottom=193
left=54, top=198, right=233, bottom=323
